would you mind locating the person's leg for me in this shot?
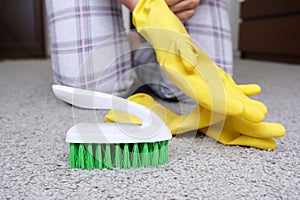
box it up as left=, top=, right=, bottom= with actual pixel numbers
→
left=45, top=0, right=133, bottom=97
left=133, top=0, right=233, bottom=101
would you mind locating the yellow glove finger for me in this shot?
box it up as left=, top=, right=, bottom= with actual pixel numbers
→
left=227, top=136, right=277, bottom=150
left=250, top=99, right=268, bottom=115
left=237, top=84, right=261, bottom=96
left=222, top=70, right=262, bottom=96
left=200, top=125, right=277, bottom=150
left=239, top=101, right=266, bottom=123
left=228, top=117, right=286, bottom=139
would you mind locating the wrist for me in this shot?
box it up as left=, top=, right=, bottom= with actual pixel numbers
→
left=121, top=0, right=138, bottom=11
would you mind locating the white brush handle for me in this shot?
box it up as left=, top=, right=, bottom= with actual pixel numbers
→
left=52, top=85, right=161, bottom=129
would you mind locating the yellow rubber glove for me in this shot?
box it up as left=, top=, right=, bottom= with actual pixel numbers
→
left=105, top=93, right=285, bottom=150
left=237, top=84, right=261, bottom=96
left=132, top=0, right=267, bottom=122
left=105, top=93, right=225, bottom=133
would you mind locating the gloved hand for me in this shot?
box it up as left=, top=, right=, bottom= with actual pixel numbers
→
left=132, top=0, right=267, bottom=122
left=105, top=93, right=285, bottom=150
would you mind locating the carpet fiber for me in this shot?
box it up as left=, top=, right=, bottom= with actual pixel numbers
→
left=0, top=59, right=299, bottom=199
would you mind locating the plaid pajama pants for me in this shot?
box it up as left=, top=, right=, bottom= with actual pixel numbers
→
left=45, top=0, right=233, bottom=101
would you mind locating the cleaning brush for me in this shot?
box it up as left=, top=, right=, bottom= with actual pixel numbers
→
left=52, top=85, right=172, bottom=169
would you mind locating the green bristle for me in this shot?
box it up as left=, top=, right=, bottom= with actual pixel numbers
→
left=77, top=144, right=86, bottom=169
left=69, top=143, right=78, bottom=168
left=159, top=141, right=165, bottom=165
left=86, top=144, right=94, bottom=170
left=164, top=140, right=169, bottom=163
left=123, top=143, right=131, bottom=168
left=94, top=144, right=103, bottom=169
left=114, top=144, right=122, bottom=168
left=159, top=140, right=169, bottom=164
left=132, top=143, right=140, bottom=168
left=151, top=142, right=159, bottom=167
left=141, top=143, right=150, bottom=167
left=149, top=143, right=154, bottom=162
left=103, top=144, right=112, bottom=169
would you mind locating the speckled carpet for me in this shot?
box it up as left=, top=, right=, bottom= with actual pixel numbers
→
left=0, top=58, right=299, bottom=199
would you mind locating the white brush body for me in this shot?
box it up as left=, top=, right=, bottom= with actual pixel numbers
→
left=52, top=85, right=172, bottom=144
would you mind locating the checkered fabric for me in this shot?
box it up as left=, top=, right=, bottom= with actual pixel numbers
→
left=45, top=0, right=233, bottom=100
left=187, top=0, right=233, bottom=74
left=45, top=0, right=134, bottom=97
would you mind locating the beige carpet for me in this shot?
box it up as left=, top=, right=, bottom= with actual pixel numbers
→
left=0, top=58, right=299, bottom=199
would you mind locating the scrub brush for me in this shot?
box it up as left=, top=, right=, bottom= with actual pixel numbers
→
left=52, top=85, right=172, bottom=169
